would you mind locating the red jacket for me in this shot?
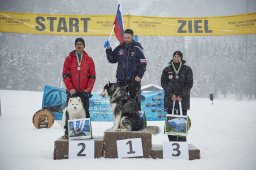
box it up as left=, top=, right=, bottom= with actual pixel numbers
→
left=63, top=50, right=96, bottom=92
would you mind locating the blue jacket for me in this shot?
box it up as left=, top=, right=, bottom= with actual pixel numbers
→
left=106, top=41, right=147, bottom=83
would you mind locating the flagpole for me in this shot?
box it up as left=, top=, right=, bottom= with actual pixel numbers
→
left=108, top=24, right=115, bottom=42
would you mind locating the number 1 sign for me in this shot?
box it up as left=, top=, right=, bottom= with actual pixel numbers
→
left=116, top=138, right=143, bottom=158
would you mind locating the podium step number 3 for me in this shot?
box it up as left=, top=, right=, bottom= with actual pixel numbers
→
left=163, top=142, right=189, bottom=159
left=69, top=140, right=95, bottom=159
left=117, top=138, right=143, bottom=158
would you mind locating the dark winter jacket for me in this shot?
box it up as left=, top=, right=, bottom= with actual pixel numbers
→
left=161, top=60, right=193, bottom=111
left=106, top=41, right=147, bottom=83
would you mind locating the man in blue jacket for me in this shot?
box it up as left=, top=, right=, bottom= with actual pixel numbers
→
left=105, top=29, right=147, bottom=110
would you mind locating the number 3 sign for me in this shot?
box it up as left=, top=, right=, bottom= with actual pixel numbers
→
left=163, top=142, right=189, bottom=159
left=69, top=140, right=95, bottom=159
left=116, top=138, right=144, bottom=158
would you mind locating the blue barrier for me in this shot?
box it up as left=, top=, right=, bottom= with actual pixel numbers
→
left=42, top=85, right=167, bottom=121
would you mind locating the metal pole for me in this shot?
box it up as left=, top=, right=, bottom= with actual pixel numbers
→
left=0, top=98, right=2, bottom=117
left=245, top=0, right=249, bottom=98
left=127, top=14, right=130, bottom=29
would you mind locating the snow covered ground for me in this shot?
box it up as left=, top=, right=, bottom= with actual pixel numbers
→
left=0, top=90, right=256, bottom=170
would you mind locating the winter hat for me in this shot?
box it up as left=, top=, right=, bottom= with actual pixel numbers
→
left=173, top=50, right=183, bottom=59
left=75, top=38, right=85, bottom=46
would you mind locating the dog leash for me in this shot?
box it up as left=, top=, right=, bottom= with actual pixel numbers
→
left=119, top=80, right=140, bottom=93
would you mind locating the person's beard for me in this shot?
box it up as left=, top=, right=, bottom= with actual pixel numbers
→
left=124, top=40, right=131, bottom=45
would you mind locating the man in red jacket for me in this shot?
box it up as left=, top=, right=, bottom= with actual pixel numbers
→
left=62, top=37, right=96, bottom=119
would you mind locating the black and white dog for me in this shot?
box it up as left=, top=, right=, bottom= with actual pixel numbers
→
left=101, top=82, right=143, bottom=131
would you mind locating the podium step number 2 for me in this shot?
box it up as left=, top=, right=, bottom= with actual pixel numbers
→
left=163, top=142, right=189, bottom=159
left=69, top=140, right=95, bottom=159
left=117, top=138, right=143, bottom=158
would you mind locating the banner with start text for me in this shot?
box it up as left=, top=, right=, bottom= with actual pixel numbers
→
left=0, top=11, right=255, bottom=36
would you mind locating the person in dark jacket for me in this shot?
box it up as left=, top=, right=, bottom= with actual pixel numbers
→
left=62, top=37, right=96, bottom=138
left=105, top=29, right=147, bottom=110
left=161, top=51, right=193, bottom=141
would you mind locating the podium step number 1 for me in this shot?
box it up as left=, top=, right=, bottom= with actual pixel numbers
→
left=69, top=140, right=95, bottom=159
left=163, top=142, right=189, bottom=159
left=117, top=138, right=143, bottom=158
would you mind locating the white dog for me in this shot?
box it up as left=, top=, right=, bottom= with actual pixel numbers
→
left=61, top=97, right=86, bottom=128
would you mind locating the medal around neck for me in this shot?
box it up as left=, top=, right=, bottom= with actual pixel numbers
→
left=171, top=62, right=182, bottom=79
left=75, top=51, right=83, bottom=71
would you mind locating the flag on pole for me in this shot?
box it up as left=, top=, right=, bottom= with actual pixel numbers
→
left=113, top=3, right=124, bottom=43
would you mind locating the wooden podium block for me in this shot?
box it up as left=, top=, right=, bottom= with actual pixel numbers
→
left=151, top=144, right=200, bottom=160
left=53, top=136, right=104, bottom=160
left=54, top=138, right=69, bottom=160
left=142, top=126, right=160, bottom=135
left=188, top=144, right=201, bottom=160
left=103, top=130, right=152, bottom=158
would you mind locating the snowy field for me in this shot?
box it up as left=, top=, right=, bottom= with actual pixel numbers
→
left=0, top=90, right=256, bottom=170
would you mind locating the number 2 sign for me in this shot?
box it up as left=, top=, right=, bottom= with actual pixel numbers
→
left=116, top=138, right=143, bottom=158
left=163, top=142, right=189, bottom=159
left=69, top=140, right=94, bottom=159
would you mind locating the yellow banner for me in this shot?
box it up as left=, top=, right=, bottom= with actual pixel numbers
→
left=0, top=11, right=255, bottom=36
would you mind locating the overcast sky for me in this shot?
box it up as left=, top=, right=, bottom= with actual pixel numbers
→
left=0, top=0, right=255, bottom=17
